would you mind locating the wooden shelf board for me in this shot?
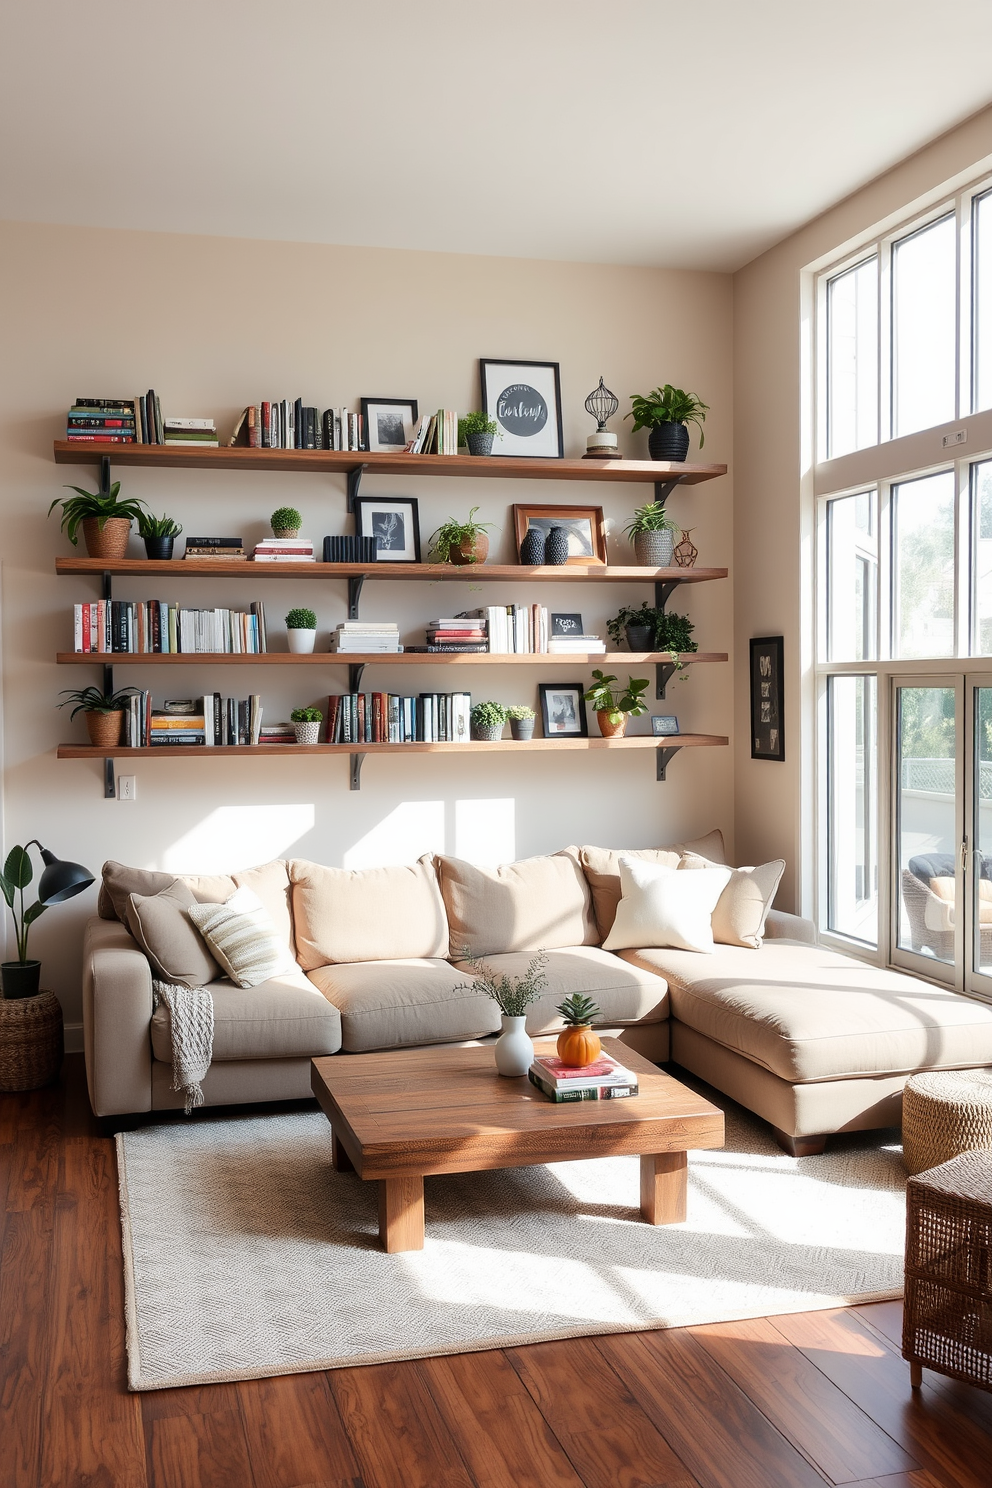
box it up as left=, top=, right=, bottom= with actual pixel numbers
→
left=54, top=557, right=727, bottom=584
left=57, top=735, right=727, bottom=760
left=53, top=441, right=726, bottom=485
left=56, top=650, right=728, bottom=667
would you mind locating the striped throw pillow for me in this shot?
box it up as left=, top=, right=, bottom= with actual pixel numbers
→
left=187, top=887, right=296, bottom=988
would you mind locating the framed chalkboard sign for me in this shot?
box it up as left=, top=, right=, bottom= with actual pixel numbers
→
left=750, top=636, right=784, bottom=761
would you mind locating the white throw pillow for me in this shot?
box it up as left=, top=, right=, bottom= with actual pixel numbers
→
left=603, top=856, right=733, bottom=954
left=679, top=852, right=786, bottom=949
left=187, top=886, right=296, bottom=987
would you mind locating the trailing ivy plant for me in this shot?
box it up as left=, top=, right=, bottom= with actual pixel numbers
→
left=605, top=603, right=697, bottom=670
left=429, top=507, right=498, bottom=563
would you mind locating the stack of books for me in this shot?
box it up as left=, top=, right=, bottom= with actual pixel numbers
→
left=323, top=536, right=379, bottom=563
left=164, top=417, right=218, bottom=448
left=72, top=599, right=266, bottom=654
left=548, top=632, right=606, bottom=655
left=121, top=693, right=262, bottom=746
left=65, top=398, right=136, bottom=444
left=253, top=537, right=315, bottom=563
left=528, top=1052, right=639, bottom=1102
left=329, top=622, right=402, bottom=653
left=184, top=536, right=246, bottom=561
left=425, top=615, right=488, bottom=653
left=328, top=691, right=471, bottom=743
left=409, top=410, right=458, bottom=454
left=150, top=699, right=212, bottom=748
left=259, top=723, right=296, bottom=745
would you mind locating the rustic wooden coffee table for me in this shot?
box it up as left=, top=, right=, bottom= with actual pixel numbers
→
left=311, top=1037, right=724, bottom=1252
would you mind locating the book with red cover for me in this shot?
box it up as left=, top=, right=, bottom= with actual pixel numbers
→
left=532, top=1053, right=634, bottom=1084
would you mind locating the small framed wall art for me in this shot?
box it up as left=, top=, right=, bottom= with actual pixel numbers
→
left=551, top=613, right=584, bottom=637
left=353, top=495, right=422, bottom=562
left=513, top=505, right=606, bottom=566
left=651, top=716, right=680, bottom=736
left=750, top=635, right=784, bottom=760
left=539, top=682, right=588, bottom=738
left=481, top=358, right=564, bottom=458
left=360, top=398, right=419, bottom=453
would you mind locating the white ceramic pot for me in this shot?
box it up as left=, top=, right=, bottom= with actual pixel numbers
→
left=494, top=1014, right=533, bottom=1077
left=294, top=720, right=321, bottom=744
left=287, top=628, right=317, bottom=654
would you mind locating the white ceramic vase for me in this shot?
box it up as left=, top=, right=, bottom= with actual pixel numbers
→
left=494, top=1014, right=533, bottom=1077
left=287, top=629, right=317, bottom=654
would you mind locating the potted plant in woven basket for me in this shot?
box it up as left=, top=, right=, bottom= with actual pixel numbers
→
left=48, top=481, right=147, bottom=559
left=583, top=671, right=649, bottom=739
left=57, top=685, right=139, bottom=747
left=470, top=701, right=508, bottom=741
left=455, top=948, right=548, bottom=1075
left=290, top=706, right=323, bottom=743
left=285, top=606, right=318, bottom=654
left=271, top=506, right=303, bottom=539
left=429, top=507, right=497, bottom=566
left=626, top=385, right=709, bottom=463
left=624, top=500, right=679, bottom=566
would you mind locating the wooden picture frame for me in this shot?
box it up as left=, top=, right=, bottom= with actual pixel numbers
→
left=480, top=358, right=564, bottom=458
left=512, top=504, right=607, bottom=566
left=539, top=682, right=589, bottom=738
left=354, top=496, right=422, bottom=562
left=360, top=398, right=419, bottom=454
left=750, top=636, right=784, bottom=760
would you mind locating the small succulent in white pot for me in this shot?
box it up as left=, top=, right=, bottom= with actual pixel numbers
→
left=285, top=606, right=317, bottom=654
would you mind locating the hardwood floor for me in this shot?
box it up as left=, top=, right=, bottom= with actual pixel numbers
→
left=3, top=1056, right=991, bottom=1488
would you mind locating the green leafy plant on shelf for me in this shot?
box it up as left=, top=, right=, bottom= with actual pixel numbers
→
left=583, top=671, right=650, bottom=727
left=137, top=512, right=183, bottom=539
left=48, top=482, right=147, bottom=544
left=623, top=500, right=678, bottom=537
left=57, top=685, right=139, bottom=717
left=506, top=705, right=536, bottom=721
left=290, top=706, right=323, bottom=723
left=271, top=506, right=303, bottom=534
left=626, top=385, right=709, bottom=445
left=285, top=607, right=317, bottom=630
left=429, top=507, right=498, bottom=563
left=458, top=411, right=500, bottom=443
left=470, top=701, right=509, bottom=727
left=456, top=947, right=548, bottom=1017
left=605, top=604, right=696, bottom=672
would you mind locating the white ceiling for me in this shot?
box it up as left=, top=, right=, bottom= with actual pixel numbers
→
left=5, top=1, right=992, bottom=272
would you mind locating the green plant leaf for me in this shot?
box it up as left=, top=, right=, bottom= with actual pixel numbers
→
left=23, top=901, right=47, bottom=927
left=4, top=846, right=32, bottom=889
left=0, top=872, right=14, bottom=908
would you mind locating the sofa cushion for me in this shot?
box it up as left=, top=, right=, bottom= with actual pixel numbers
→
left=99, top=858, right=295, bottom=955
left=604, top=858, right=732, bottom=954
left=618, top=940, right=992, bottom=1082
left=290, top=856, right=448, bottom=969
left=437, top=848, right=598, bottom=958
left=188, top=887, right=297, bottom=987
left=150, top=968, right=342, bottom=1061
left=126, top=882, right=220, bottom=989
left=306, top=959, right=498, bottom=1052
left=580, top=829, right=727, bottom=941
left=453, top=946, right=669, bottom=1034
left=680, top=852, right=786, bottom=949
left=99, top=861, right=177, bottom=921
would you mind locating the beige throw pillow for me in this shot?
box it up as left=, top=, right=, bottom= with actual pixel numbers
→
left=187, top=887, right=296, bottom=987
left=100, top=860, right=178, bottom=922
left=579, top=829, right=728, bottom=941
left=603, top=856, right=732, bottom=954
left=680, top=852, right=786, bottom=949
left=436, top=848, right=598, bottom=958
left=126, top=883, right=220, bottom=989
left=289, top=855, right=448, bottom=969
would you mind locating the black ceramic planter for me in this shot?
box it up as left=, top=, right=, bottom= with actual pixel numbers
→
left=648, top=423, right=690, bottom=462
left=144, top=536, right=176, bottom=560
left=1, top=960, right=41, bottom=998
left=467, top=431, right=494, bottom=456
left=625, top=624, right=654, bottom=652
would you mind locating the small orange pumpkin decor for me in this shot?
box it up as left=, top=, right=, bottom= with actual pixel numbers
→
left=555, top=993, right=603, bottom=1067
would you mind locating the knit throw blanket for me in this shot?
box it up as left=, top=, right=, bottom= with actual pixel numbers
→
left=153, top=981, right=214, bottom=1114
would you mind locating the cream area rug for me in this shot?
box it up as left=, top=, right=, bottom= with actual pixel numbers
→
left=117, top=1099, right=907, bottom=1391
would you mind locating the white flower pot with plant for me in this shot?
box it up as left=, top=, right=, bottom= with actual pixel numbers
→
left=455, top=949, right=548, bottom=1076
left=286, top=606, right=318, bottom=653
left=290, top=706, right=323, bottom=744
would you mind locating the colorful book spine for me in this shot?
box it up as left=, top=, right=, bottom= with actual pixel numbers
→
left=527, top=1070, right=638, bottom=1102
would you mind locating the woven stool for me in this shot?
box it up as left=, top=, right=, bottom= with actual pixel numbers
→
left=0, top=990, right=64, bottom=1092
left=904, top=1149, right=992, bottom=1391
left=902, top=1069, right=992, bottom=1176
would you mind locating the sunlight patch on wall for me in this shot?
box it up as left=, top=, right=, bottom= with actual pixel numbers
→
left=161, top=804, right=316, bottom=873
left=454, top=799, right=515, bottom=865
left=343, top=801, right=445, bottom=869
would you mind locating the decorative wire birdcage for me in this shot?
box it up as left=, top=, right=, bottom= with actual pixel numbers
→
left=584, top=377, right=619, bottom=432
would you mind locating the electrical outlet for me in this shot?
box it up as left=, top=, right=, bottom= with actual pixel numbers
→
left=942, top=429, right=967, bottom=448
left=118, top=775, right=136, bottom=801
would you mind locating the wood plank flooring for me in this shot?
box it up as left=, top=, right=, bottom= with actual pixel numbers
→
left=3, top=1055, right=991, bottom=1488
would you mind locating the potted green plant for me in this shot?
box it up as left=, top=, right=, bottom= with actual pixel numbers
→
left=137, top=511, right=183, bottom=560
left=271, top=506, right=303, bottom=539
left=429, top=507, right=497, bottom=566
left=507, top=704, right=536, bottom=741
left=583, top=671, right=649, bottom=739
left=57, top=685, right=139, bottom=747
left=0, top=841, right=94, bottom=1001
left=606, top=604, right=697, bottom=665
left=48, top=481, right=147, bottom=560
left=458, top=411, right=501, bottom=457
left=290, top=706, right=323, bottom=744
left=285, top=606, right=318, bottom=654
left=626, top=385, right=709, bottom=463
left=624, top=500, right=679, bottom=566
left=470, top=701, right=508, bottom=741
left=455, top=949, right=548, bottom=1075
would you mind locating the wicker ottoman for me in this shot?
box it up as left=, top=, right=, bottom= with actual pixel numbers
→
left=902, top=1069, right=992, bottom=1176
left=903, top=1149, right=992, bottom=1391
left=0, top=989, right=64, bottom=1091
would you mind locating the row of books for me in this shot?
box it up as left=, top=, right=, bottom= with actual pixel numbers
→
left=72, top=601, right=267, bottom=654
left=528, top=1052, right=639, bottom=1103
left=230, top=402, right=363, bottom=451
left=327, top=691, right=471, bottom=744
left=121, top=694, right=262, bottom=747
left=409, top=410, right=458, bottom=455
left=329, top=622, right=402, bottom=654
left=64, top=396, right=218, bottom=446
left=435, top=608, right=606, bottom=655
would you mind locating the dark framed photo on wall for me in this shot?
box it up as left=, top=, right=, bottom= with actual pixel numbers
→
left=750, top=636, right=784, bottom=760
left=360, top=398, right=419, bottom=453
left=353, top=496, right=422, bottom=562
left=481, top=358, right=564, bottom=458
left=539, top=682, right=588, bottom=738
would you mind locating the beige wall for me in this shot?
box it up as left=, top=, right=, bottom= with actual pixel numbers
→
left=733, top=106, right=992, bottom=912
left=0, top=220, right=733, bottom=1031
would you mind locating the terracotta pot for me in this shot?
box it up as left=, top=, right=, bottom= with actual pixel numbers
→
left=82, top=517, right=131, bottom=560
left=85, top=710, right=124, bottom=747
left=557, top=1025, right=601, bottom=1068
left=448, top=534, right=489, bottom=566
left=597, top=710, right=627, bottom=739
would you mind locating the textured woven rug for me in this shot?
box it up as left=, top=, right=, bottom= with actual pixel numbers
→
left=117, top=1098, right=906, bottom=1390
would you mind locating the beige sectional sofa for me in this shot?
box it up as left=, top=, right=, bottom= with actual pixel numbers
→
left=83, top=830, right=992, bottom=1155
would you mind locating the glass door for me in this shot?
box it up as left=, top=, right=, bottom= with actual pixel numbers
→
left=967, top=679, right=992, bottom=999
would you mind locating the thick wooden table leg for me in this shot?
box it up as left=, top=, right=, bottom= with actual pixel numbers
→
left=331, top=1130, right=354, bottom=1173
left=640, top=1150, right=687, bottom=1224
left=378, top=1175, right=425, bottom=1252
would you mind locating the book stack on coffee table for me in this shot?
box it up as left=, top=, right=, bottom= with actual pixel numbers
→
left=528, top=1051, right=639, bottom=1102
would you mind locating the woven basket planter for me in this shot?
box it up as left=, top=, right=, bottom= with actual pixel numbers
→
left=0, top=989, right=64, bottom=1092
left=85, top=710, right=124, bottom=747
left=903, top=1069, right=992, bottom=1175
left=82, top=517, right=131, bottom=560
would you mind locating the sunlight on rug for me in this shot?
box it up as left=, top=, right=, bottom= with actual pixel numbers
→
left=117, top=1099, right=905, bottom=1390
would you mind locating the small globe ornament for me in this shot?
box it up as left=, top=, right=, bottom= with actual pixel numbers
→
left=674, top=528, right=698, bottom=568
left=583, top=376, right=621, bottom=459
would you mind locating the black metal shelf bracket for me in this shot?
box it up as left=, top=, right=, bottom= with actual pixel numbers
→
left=655, top=660, right=678, bottom=699
left=99, top=454, right=112, bottom=498
left=656, top=745, right=682, bottom=782
left=346, top=463, right=368, bottom=513
left=103, top=646, right=116, bottom=798
left=348, top=576, right=365, bottom=620
left=350, top=753, right=364, bottom=791
left=655, top=579, right=681, bottom=610
left=653, top=474, right=686, bottom=505
left=348, top=662, right=366, bottom=693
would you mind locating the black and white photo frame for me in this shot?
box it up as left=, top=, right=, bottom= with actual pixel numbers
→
left=481, top=358, right=564, bottom=459
left=651, top=716, right=680, bottom=736
left=353, top=495, right=422, bottom=562
left=360, top=398, right=419, bottom=454
left=750, top=636, right=785, bottom=760
left=539, top=682, right=588, bottom=738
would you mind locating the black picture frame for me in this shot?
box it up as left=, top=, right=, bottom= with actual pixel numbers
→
left=360, top=398, right=419, bottom=454
left=551, top=613, right=584, bottom=637
left=651, top=715, right=680, bottom=736
left=481, top=358, right=564, bottom=459
left=353, top=495, right=422, bottom=562
left=539, top=682, right=588, bottom=738
left=750, top=636, right=785, bottom=760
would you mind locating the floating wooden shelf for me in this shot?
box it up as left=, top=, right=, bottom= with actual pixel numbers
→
left=54, top=557, right=727, bottom=584
left=56, top=650, right=728, bottom=668
left=58, top=734, right=727, bottom=759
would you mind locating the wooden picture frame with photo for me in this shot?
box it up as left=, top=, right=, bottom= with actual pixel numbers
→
left=353, top=495, right=422, bottom=562
left=512, top=505, right=607, bottom=566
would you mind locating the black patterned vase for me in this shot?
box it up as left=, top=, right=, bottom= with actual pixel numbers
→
left=520, top=527, right=547, bottom=565
left=545, top=526, right=570, bottom=565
